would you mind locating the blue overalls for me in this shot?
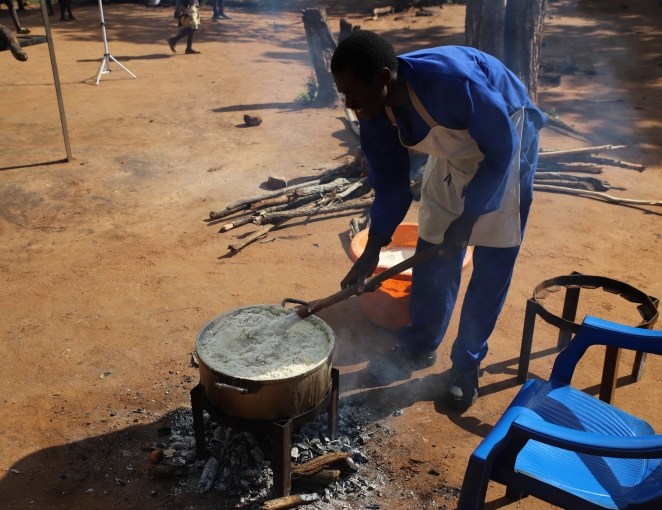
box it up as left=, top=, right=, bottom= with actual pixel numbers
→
left=358, top=46, right=546, bottom=369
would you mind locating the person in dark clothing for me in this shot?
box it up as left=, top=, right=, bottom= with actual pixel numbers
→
left=0, top=0, right=30, bottom=34
left=58, top=0, right=76, bottom=21
left=211, top=0, right=230, bottom=20
left=167, top=0, right=200, bottom=54
left=331, top=31, right=545, bottom=409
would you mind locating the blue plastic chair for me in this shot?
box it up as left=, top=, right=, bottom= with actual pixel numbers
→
left=458, top=316, right=662, bottom=510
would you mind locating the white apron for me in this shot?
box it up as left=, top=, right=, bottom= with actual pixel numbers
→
left=385, top=82, right=525, bottom=248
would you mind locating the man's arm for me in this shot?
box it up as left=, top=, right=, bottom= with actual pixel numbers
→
left=341, top=112, right=412, bottom=291
left=461, top=78, right=519, bottom=216
left=359, top=112, right=413, bottom=240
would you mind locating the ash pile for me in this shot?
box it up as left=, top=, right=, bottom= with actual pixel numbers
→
left=149, top=402, right=385, bottom=508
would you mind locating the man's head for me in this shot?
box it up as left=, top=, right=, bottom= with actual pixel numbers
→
left=331, top=30, right=398, bottom=120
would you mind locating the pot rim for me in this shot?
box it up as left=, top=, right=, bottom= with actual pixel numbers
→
left=195, top=304, right=335, bottom=385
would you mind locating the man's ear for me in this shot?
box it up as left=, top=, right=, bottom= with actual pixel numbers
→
left=377, top=68, right=392, bottom=87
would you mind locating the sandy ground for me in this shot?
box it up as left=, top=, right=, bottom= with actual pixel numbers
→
left=1, top=0, right=662, bottom=508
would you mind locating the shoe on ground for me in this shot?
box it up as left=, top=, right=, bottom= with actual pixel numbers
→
left=68, top=15, right=77, bottom=20
left=167, top=37, right=177, bottom=53
left=219, top=13, right=231, bottom=19
left=366, top=346, right=437, bottom=386
left=60, top=17, right=68, bottom=21
left=185, top=48, right=201, bottom=54
left=445, top=364, right=480, bottom=410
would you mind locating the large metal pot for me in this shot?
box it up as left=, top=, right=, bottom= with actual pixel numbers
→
left=195, top=305, right=335, bottom=421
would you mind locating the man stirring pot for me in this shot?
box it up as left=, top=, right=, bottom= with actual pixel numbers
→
left=331, top=31, right=546, bottom=409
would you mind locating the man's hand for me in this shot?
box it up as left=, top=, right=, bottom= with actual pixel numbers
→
left=341, top=234, right=390, bottom=293
left=438, top=214, right=479, bottom=261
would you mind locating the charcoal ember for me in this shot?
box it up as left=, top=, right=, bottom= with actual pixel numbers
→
left=352, top=450, right=368, bottom=463
left=197, top=456, right=219, bottom=493
left=213, top=427, right=226, bottom=441
left=250, top=448, right=265, bottom=463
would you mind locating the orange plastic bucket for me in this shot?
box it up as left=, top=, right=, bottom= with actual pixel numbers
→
left=349, top=223, right=474, bottom=331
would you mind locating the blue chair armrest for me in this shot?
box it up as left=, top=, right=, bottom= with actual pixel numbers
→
left=551, top=316, right=662, bottom=384
left=510, top=414, right=662, bottom=459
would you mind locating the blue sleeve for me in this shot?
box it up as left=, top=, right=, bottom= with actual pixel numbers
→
left=359, top=113, right=413, bottom=240
left=461, top=79, right=518, bottom=216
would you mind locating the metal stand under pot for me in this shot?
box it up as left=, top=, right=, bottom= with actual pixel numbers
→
left=190, top=368, right=339, bottom=498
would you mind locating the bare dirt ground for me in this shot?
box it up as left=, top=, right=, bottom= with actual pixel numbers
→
left=1, top=0, right=661, bottom=509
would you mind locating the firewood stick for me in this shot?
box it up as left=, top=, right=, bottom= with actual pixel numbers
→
left=566, top=156, right=646, bottom=172
left=533, top=180, right=597, bottom=191
left=533, top=173, right=610, bottom=191
left=533, top=184, right=662, bottom=207
left=291, top=452, right=351, bottom=477
left=536, top=164, right=603, bottom=174
left=336, top=176, right=368, bottom=199
left=293, top=178, right=358, bottom=198
left=293, top=469, right=341, bottom=486
left=250, top=195, right=292, bottom=210
left=538, top=145, right=626, bottom=160
left=254, top=199, right=373, bottom=225
left=228, top=221, right=284, bottom=252
left=208, top=203, right=250, bottom=220
left=261, top=493, right=320, bottom=510
left=219, top=203, right=294, bottom=233
left=211, top=181, right=320, bottom=218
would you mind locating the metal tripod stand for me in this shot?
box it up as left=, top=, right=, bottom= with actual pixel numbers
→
left=95, top=0, right=136, bottom=85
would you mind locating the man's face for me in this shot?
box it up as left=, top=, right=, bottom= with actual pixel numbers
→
left=333, top=68, right=390, bottom=121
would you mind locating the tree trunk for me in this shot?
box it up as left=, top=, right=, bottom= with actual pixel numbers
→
left=465, top=0, right=507, bottom=62
left=465, top=0, right=546, bottom=104
left=338, top=18, right=360, bottom=44
left=302, top=8, right=341, bottom=106
left=504, top=0, right=546, bottom=103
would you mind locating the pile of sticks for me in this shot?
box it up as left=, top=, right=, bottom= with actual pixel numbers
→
left=208, top=165, right=372, bottom=254
left=534, top=145, right=662, bottom=207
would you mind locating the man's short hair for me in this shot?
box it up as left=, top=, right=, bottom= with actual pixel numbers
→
left=331, top=30, right=398, bottom=83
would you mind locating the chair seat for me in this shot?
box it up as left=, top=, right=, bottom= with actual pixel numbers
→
left=514, top=383, right=662, bottom=509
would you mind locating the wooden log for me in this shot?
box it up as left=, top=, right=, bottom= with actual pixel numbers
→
left=302, top=8, right=340, bottom=106
left=533, top=180, right=596, bottom=191
left=228, top=221, right=284, bottom=252
left=209, top=203, right=250, bottom=220
left=0, top=24, right=27, bottom=61
left=567, top=156, right=646, bottom=172
left=211, top=181, right=321, bottom=218
left=373, top=6, right=394, bottom=19
left=538, top=145, right=626, bottom=160
left=293, top=469, right=341, bottom=486
left=261, top=494, right=320, bottom=510
left=533, top=184, right=662, bottom=207
left=219, top=214, right=254, bottom=232
left=338, top=18, right=360, bottom=43
left=293, top=178, right=357, bottom=198
left=291, top=452, right=351, bottom=478
left=533, top=172, right=609, bottom=191
left=336, top=177, right=368, bottom=199
left=250, top=195, right=292, bottom=210
left=254, top=199, right=373, bottom=225
left=536, top=163, right=603, bottom=174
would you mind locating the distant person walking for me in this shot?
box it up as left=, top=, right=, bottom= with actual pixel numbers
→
left=211, top=0, right=230, bottom=20
left=167, top=0, right=201, bottom=54
left=0, top=0, right=30, bottom=34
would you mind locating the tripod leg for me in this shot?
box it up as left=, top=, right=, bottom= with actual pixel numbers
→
left=108, top=55, right=137, bottom=79
left=95, top=56, right=108, bottom=86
